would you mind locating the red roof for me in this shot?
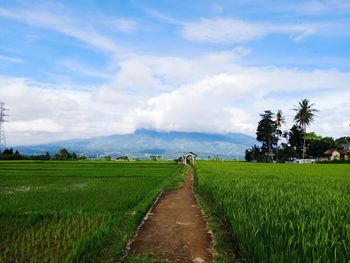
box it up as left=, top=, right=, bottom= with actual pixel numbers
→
left=324, top=149, right=348, bottom=155
left=324, top=149, right=333, bottom=155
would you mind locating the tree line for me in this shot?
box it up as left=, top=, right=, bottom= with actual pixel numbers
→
left=246, top=98, right=350, bottom=162
left=0, top=148, right=86, bottom=160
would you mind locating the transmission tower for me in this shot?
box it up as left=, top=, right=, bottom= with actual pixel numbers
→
left=0, top=102, right=9, bottom=150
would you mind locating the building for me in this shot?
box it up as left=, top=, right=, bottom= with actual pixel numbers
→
left=324, top=148, right=349, bottom=161
left=180, top=152, right=197, bottom=165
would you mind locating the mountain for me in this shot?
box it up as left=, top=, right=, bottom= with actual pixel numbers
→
left=14, top=129, right=258, bottom=160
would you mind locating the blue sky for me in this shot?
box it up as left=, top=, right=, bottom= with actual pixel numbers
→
left=0, top=0, right=349, bottom=145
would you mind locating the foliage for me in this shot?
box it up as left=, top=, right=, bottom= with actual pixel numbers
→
left=0, top=148, right=84, bottom=161
left=256, top=110, right=276, bottom=162
left=0, top=148, right=23, bottom=160
left=335, top=136, right=350, bottom=147
left=149, top=155, right=161, bottom=161
left=52, top=148, right=78, bottom=160
left=103, top=155, right=112, bottom=161
left=0, top=161, right=183, bottom=262
left=245, top=145, right=264, bottom=162
left=305, top=132, right=322, bottom=141
left=195, top=161, right=350, bottom=262
left=248, top=99, right=326, bottom=162
left=212, top=155, right=222, bottom=161
left=293, top=98, right=319, bottom=159
left=308, top=137, right=336, bottom=158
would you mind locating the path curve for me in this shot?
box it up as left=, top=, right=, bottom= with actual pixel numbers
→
left=129, top=167, right=213, bottom=262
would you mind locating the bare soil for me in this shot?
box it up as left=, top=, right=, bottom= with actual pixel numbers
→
left=128, top=167, right=213, bottom=263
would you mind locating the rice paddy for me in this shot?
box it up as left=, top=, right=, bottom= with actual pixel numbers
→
left=0, top=161, right=183, bottom=262
left=194, top=161, right=350, bottom=262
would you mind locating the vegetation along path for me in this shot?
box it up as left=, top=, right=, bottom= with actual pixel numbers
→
left=128, top=166, right=213, bottom=263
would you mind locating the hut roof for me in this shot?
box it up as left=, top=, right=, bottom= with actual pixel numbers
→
left=184, top=152, right=197, bottom=157
left=324, top=149, right=348, bottom=155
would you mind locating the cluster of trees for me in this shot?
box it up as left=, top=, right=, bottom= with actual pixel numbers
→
left=150, top=155, right=162, bottom=161
left=0, top=148, right=86, bottom=160
left=246, top=98, right=350, bottom=162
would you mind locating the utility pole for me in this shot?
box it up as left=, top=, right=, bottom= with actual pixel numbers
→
left=0, top=102, right=9, bottom=151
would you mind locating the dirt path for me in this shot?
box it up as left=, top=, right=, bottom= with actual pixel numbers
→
left=128, top=167, right=213, bottom=263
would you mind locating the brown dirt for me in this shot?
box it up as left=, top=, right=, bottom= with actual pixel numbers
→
left=128, top=167, right=213, bottom=263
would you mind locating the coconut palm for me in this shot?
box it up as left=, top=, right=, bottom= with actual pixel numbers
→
left=275, top=110, right=286, bottom=136
left=293, top=99, right=319, bottom=160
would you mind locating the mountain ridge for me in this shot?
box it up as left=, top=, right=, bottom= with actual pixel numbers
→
left=14, top=129, right=257, bottom=159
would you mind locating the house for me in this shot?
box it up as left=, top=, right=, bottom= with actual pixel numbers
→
left=324, top=149, right=349, bottom=161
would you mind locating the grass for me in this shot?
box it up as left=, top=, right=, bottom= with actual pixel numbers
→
left=194, top=161, right=350, bottom=263
left=0, top=161, right=184, bottom=262
left=193, top=176, right=242, bottom=263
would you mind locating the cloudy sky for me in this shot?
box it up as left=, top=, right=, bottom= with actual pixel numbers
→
left=0, top=0, right=349, bottom=146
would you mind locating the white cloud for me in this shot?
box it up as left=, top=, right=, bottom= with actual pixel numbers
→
left=60, top=60, right=111, bottom=79
left=0, top=50, right=349, bottom=145
left=181, top=18, right=335, bottom=43
left=285, top=0, right=350, bottom=15
left=114, top=65, right=350, bottom=137
left=112, top=57, right=161, bottom=94
left=0, top=8, right=120, bottom=53
left=182, top=18, right=266, bottom=43
left=0, top=54, right=24, bottom=64
left=8, top=119, right=63, bottom=133
left=145, top=8, right=184, bottom=25
left=112, top=18, right=137, bottom=33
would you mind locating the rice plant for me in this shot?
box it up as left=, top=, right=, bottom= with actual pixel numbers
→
left=195, top=161, right=350, bottom=262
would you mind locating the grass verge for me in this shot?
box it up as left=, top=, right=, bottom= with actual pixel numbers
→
left=193, top=166, right=244, bottom=263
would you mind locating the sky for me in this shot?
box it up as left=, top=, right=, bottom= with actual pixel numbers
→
left=0, top=0, right=349, bottom=146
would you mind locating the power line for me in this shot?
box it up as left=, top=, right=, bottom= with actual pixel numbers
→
left=0, top=102, right=9, bottom=150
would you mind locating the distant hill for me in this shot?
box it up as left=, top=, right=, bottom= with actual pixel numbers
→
left=14, top=129, right=258, bottom=160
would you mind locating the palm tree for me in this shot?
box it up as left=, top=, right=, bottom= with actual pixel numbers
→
left=293, top=99, right=319, bottom=160
left=274, top=109, right=286, bottom=161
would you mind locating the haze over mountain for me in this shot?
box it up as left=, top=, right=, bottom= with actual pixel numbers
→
left=15, top=129, right=257, bottom=160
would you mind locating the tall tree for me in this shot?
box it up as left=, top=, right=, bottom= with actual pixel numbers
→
left=293, top=99, right=319, bottom=159
left=274, top=110, right=286, bottom=161
left=285, top=124, right=305, bottom=154
left=256, top=110, right=276, bottom=162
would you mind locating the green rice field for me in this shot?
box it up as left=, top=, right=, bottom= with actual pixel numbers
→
left=1, top=160, right=349, bottom=262
left=195, top=161, right=350, bottom=263
left=0, top=161, right=184, bottom=262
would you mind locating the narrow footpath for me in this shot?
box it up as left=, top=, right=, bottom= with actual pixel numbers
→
left=128, top=167, right=213, bottom=263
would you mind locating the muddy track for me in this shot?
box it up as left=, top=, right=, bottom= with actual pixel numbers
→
left=128, top=167, right=213, bottom=262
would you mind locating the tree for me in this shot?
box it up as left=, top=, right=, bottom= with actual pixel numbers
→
left=305, top=132, right=322, bottom=141
left=2, top=148, right=14, bottom=155
left=335, top=136, right=350, bottom=148
left=245, top=145, right=264, bottom=162
left=286, top=125, right=305, bottom=153
left=71, top=152, right=78, bottom=160
left=44, top=152, right=51, bottom=160
left=52, top=148, right=78, bottom=160
left=150, top=155, right=161, bottom=161
left=293, top=99, right=318, bottom=159
left=274, top=109, right=286, bottom=161
left=256, top=110, right=276, bottom=162
left=308, top=136, right=335, bottom=158
left=103, top=155, right=112, bottom=161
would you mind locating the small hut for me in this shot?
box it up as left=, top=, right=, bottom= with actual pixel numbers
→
left=116, top=156, right=129, bottom=161
left=181, top=152, right=197, bottom=165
